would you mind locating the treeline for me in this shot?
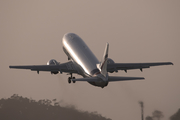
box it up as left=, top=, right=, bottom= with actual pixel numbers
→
left=170, top=108, right=180, bottom=120
left=145, top=109, right=180, bottom=120
left=0, top=94, right=111, bottom=120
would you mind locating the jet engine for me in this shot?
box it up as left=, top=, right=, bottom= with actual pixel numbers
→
left=107, top=58, right=115, bottom=64
left=47, top=59, right=59, bottom=74
left=107, top=58, right=115, bottom=73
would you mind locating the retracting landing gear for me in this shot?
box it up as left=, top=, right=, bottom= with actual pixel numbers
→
left=68, top=77, right=71, bottom=83
left=72, top=77, right=76, bottom=83
left=68, top=73, right=76, bottom=84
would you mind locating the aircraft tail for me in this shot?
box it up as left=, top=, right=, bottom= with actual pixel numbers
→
left=97, top=43, right=109, bottom=77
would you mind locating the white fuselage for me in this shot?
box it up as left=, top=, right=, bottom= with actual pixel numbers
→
left=62, top=33, right=108, bottom=87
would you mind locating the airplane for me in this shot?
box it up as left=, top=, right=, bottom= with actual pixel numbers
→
left=9, top=33, right=173, bottom=88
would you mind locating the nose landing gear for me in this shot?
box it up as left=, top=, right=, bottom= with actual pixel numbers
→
left=68, top=73, right=76, bottom=84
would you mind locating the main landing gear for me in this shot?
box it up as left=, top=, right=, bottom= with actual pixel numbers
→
left=68, top=73, right=76, bottom=84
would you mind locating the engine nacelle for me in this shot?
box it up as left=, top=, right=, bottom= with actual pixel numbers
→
left=47, top=59, right=59, bottom=74
left=47, top=59, right=59, bottom=65
left=107, top=58, right=115, bottom=64
left=107, top=58, right=115, bottom=73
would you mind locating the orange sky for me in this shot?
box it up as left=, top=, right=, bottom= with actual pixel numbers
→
left=0, top=1, right=180, bottom=120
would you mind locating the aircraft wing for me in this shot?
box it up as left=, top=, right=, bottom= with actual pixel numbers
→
left=107, top=62, right=173, bottom=72
left=9, top=61, right=79, bottom=74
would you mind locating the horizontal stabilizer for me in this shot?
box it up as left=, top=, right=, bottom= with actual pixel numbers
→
left=108, top=76, right=144, bottom=82
left=72, top=77, right=101, bottom=82
left=72, top=76, right=144, bottom=82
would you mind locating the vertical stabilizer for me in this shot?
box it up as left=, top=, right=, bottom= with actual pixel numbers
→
left=99, top=43, right=109, bottom=77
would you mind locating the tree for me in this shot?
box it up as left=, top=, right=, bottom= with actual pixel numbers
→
left=170, top=108, right=180, bottom=120
left=152, top=110, right=164, bottom=120
left=145, top=116, right=153, bottom=120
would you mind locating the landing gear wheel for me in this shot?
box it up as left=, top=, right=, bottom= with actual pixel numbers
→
left=68, top=77, right=71, bottom=84
left=72, top=77, right=76, bottom=83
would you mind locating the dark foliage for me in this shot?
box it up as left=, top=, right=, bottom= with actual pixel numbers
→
left=170, top=108, right=180, bottom=120
left=0, top=94, right=111, bottom=120
left=145, top=116, right=153, bottom=120
left=145, top=110, right=164, bottom=120
left=152, top=110, right=164, bottom=120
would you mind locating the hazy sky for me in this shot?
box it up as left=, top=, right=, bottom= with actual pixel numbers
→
left=1, top=1, right=180, bottom=120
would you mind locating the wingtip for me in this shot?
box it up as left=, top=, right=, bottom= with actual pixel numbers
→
left=167, top=62, right=174, bottom=65
left=138, top=77, right=145, bottom=80
left=142, top=77, right=145, bottom=80
left=165, top=62, right=173, bottom=65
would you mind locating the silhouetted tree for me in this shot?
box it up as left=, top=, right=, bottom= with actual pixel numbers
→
left=170, top=108, right=180, bottom=120
left=152, top=110, right=164, bottom=120
left=146, top=116, right=153, bottom=120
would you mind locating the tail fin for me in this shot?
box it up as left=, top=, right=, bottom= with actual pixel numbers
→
left=98, top=43, right=109, bottom=76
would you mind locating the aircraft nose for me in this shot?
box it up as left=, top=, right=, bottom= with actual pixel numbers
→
left=63, top=33, right=76, bottom=42
left=62, top=33, right=72, bottom=43
left=64, top=33, right=76, bottom=38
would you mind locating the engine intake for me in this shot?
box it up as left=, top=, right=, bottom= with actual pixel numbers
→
left=47, top=59, right=59, bottom=65
left=47, top=59, right=59, bottom=74
left=107, top=58, right=115, bottom=73
left=107, top=58, right=115, bottom=64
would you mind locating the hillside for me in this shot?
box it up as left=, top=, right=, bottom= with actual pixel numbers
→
left=0, top=94, right=111, bottom=120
